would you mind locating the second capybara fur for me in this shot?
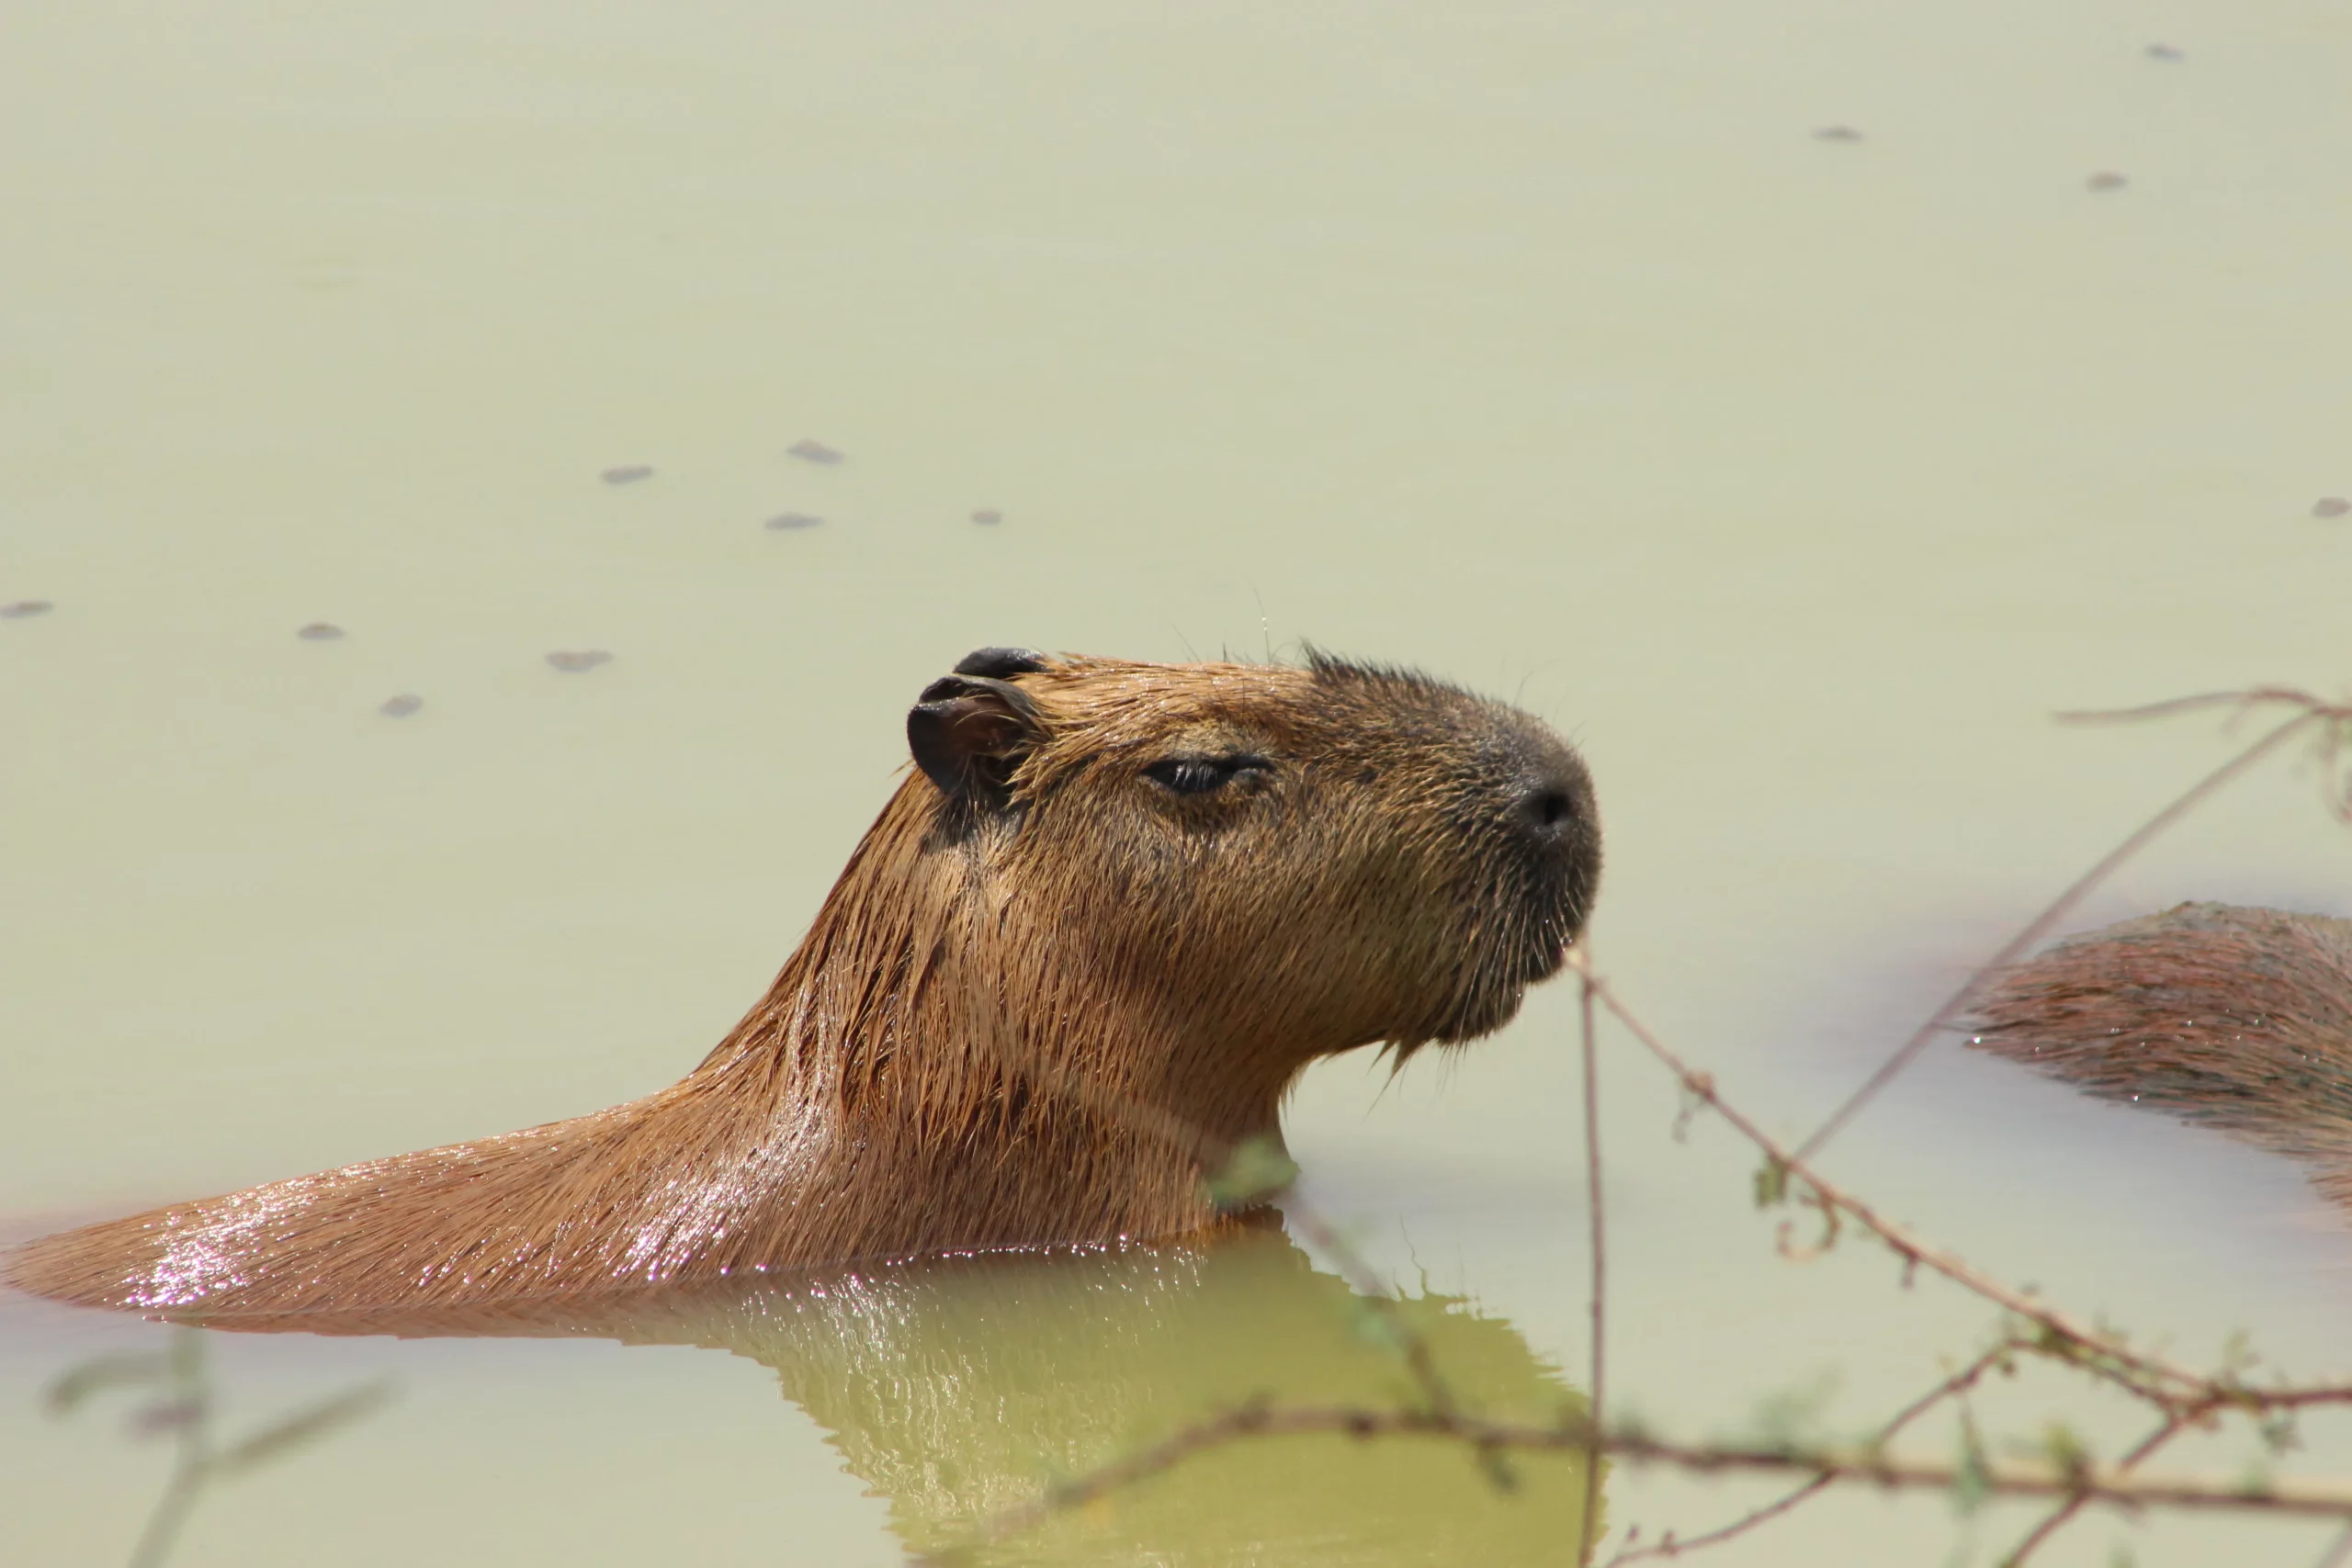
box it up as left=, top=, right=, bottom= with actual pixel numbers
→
left=1970, top=902, right=2352, bottom=1202
left=7, top=649, right=1600, bottom=1320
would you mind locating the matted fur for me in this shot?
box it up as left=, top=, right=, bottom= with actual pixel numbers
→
left=7, top=651, right=1600, bottom=1319
left=1970, top=902, right=2352, bottom=1204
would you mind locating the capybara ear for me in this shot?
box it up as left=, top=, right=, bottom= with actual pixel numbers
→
left=951, top=647, right=1051, bottom=679
left=907, top=672, right=1044, bottom=807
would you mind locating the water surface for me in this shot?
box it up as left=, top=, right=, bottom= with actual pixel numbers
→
left=7, top=3, right=2352, bottom=1563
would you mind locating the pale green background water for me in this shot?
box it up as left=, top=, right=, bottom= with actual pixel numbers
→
left=6, top=2, right=2352, bottom=1563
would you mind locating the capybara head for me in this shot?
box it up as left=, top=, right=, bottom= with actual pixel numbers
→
left=905, top=648, right=1600, bottom=1071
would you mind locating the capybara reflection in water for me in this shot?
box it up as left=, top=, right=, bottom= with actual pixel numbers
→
left=8, top=649, right=1600, bottom=1319
left=1972, top=902, right=2352, bottom=1203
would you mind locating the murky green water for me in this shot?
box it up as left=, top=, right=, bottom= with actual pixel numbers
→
left=8, top=3, right=2352, bottom=1563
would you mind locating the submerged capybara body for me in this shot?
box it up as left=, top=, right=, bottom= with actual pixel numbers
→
left=7, top=649, right=1600, bottom=1319
left=1970, top=902, right=2352, bottom=1202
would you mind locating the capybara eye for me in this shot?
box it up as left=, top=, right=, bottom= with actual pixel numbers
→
left=1144, top=757, right=1225, bottom=795
left=1142, top=753, right=1272, bottom=796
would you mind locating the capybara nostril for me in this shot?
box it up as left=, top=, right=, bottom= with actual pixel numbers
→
left=1521, top=785, right=1577, bottom=834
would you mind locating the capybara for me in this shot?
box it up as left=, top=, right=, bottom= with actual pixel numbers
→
left=7, top=649, right=1600, bottom=1319
left=1970, top=902, right=2352, bottom=1203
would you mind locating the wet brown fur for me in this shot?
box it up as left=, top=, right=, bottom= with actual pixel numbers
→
left=1970, top=902, right=2352, bottom=1203
left=6, top=651, right=1599, bottom=1319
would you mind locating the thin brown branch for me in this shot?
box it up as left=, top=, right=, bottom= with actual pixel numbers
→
left=1876, top=1342, right=2022, bottom=1441
left=1605, top=1337, right=2025, bottom=1564
left=1578, top=960, right=1609, bottom=1566
left=1794, top=702, right=2324, bottom=1160
left=1607, top=1420, right=2352, bottom=1515
left=1606, top=1473, right=1830, bottom=1565
left=2217, top=1383, right=2352, bottom=1413
left=2052, top=686, right=2332, bottom=727
left=918, top=1404, right=2352, bottom=1563
left=2002, top=1414, right=2183, bottom=1566
left=2057, top=687, right=2352, bottom=824
left=1566, top=951, right=2219, bottom=1408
